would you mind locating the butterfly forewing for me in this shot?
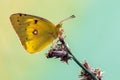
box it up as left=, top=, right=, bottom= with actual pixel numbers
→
left=10, top=13, right=59, bottom=53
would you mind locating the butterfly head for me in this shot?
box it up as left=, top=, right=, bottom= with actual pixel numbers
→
left=56, top=23, right=62, bottom=29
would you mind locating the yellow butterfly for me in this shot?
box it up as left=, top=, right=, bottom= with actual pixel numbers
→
left=10, top=13, right=75, bottom=54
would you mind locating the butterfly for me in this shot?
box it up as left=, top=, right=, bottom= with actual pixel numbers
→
left=10, top=13, right=75, bottom=54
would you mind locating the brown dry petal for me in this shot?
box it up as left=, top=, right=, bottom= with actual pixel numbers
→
left=79, top=61, right=103, bottom=80
left=46, top=41, right=71, bottom=63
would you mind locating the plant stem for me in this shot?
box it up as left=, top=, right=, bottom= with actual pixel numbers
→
left=62, top=41, right=98, bottom=80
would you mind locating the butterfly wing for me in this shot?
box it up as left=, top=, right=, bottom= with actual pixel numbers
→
left=10, top=13, right=59, bottom=53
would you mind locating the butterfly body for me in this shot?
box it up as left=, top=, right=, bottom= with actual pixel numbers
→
left=10, top=13, right=61, bottom=53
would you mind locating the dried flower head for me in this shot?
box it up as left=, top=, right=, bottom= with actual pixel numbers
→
left=79, top=61, right=103, bottom=80
left=46, top=38, right=71, bottom=63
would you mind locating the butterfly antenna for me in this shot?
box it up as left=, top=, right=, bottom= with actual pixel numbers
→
left=59, top=15, right=75, bottom=24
